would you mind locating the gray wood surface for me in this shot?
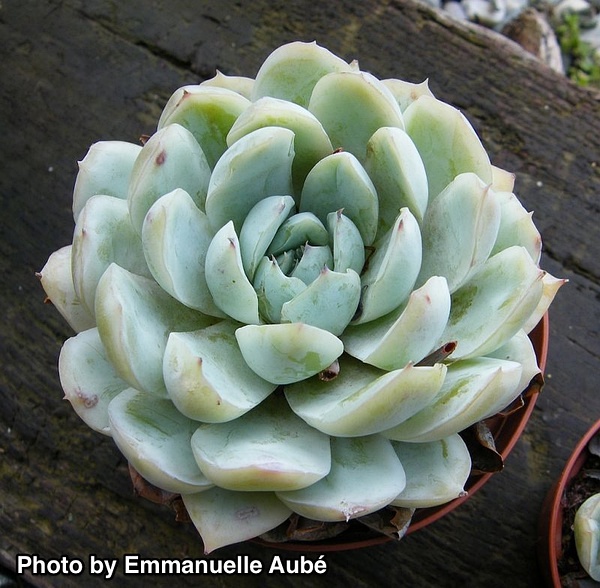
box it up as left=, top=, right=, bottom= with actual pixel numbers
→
left=1, top=1, right=599, bottom=586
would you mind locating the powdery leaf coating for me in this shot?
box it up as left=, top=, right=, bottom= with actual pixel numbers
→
left=38, top=40, right=565, bottom=552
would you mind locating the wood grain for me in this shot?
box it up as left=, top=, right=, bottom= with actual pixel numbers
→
left=1, top=1, right=599, bottom=586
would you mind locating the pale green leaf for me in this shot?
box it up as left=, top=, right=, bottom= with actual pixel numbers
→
left=108, top=388, right=213, bottom=494
left=190, top=394, right=331, bottom=491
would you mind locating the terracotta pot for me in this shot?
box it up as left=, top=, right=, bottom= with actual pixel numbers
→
left=131, top=314, right=549, bottom=552
left=538, top=416, right=600, bottom=586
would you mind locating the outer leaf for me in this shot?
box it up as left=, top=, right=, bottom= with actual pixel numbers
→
left=200, top=70, right=255, bottom=100
left=417, top=173, right=501, bottom=293
left=204, top=221, right=260, bottom=324
left=182, top=488, right=292, bottom=554
left=343, top=276, right=451, bottom=370
left=142, top=188, right=224, bottom=317
left=521, top=272, right=566, bottom=334
left=72, top=140, right=142, bottom=221
left=491, top=191, right=542, bottom=263
left=280, top=268, right=361, bottom=336
left=163, top=321, right=277, bottom=423
left=441, top=246, right=545, bottom=359
left=205, top=126, right=294, bottom=233
left=38, top=246, right=95, bottom=333
left=487, top=329, right=540, bottom=393
left=382, top=78, right=435, bottom=112
left=72, top=194, right=150, bottom=317
left=190, top=394, right=331, bottom=491
left=390, top=434, right=472, bottom=508
left=491, top=166, right=516, bottom=192
left=383, top=357, right=522, bottom=442
left=127, top=124, right=211, bottom=234
left=58, top=328, right=128, bottom=435
left=227, top=96, right=333, bottom=195
left=308, top=70, right=404, bottom=161
left=354, top=208, right=422, bottom=324
left=108, top=388, right=213, bottom=494
left=365, top=126, right=429, bottom=232
left=285, top=356, right=447, bottom=437
left=95, top=264, right=214, bottom=395
left=276, top=436, right=406, bottom=522
left=300, top=151, right=379, bottom=246
left=404, top=95, right=493, bottom=202
left=235, top=323, right=344, bottom=385
left=157, top=85, right=250, bottom=169
left=251, top=40, right=353, bottom=107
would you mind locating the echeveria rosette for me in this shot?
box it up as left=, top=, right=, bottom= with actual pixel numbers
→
left=39, top=41, right=564, bottom=552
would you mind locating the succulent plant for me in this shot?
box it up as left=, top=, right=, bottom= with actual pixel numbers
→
left=39, top=41, right=564, bottom=553
left=574, top=493, right=600, bottom=580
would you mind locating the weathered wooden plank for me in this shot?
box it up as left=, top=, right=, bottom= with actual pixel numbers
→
left=1, top=0, right=599, bottom=586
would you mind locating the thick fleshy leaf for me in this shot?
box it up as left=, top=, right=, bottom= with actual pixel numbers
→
left=267, top=212, right=329, bottom=256
left=205, top=126, right=295, bottom=232
left=382, top=78, right=435, bottom=112
left=182, top=488, right=292, bottom=554
left=521, top=272, right=566, bottom=334
left=289, top=244, right=333, bottom=285
left=383, top=357, right=522, bottom=442
left=142, top=188, right=224, bottom=317
left=127, top=124, right=211, bottom=234
left=404, top=95, right=492, bottom=201
left=276, top=436, right=406, bottom=522
left=574, top=493, right=600, bottom=581
left=200, top=71, right=255, bottom=100
left=327, top=211, right=365, bottom=274
left=235, top=323, right=344, bottom=384
left=108, top=388, right=213, bottom=494
left=491, top=165, right=516, bottom=192
left=163, top=321, right=277, bottom=423
left=227, top=96, right=333, bottom=195
left=491, top=191, right=542, bottom=263
left=58, top=328, right=128, bottom=435
left=354, top=208, right=422, bottom=324
left=343, top=276, right=451, bottom=370
left=253, top=257, right=307, bottom=323
left=285, top=355, right=447, bottom=437
left=204, top=221, right=260, bottom=324
left=190, top=394, right=331, bottom=491
left=38, top=246, right=95, bottom=333
left=440, top=246, right=544, bottom=359
left=417, top=173, right=501, bottom=293
left=280, top=268, right=361, bottom=336
left=251, top=41, right=354, bottom=107
left=95, top=264, right=214, bottom=395
left=157, top=86, right=250, bottom=169
left=365, top=126, right=429, bottom=232
left=486, top=329, right=540, bottom=393
left=300, top=151, right=379, bottom=246
left=390, top=434, right=471, bottom=508
left=308, top=71, right=404, bottom=161
left=72, top=195, right=150, bottom=317
left=72, top=140, right=142, bottom=221
left=239, top=195, right=295, bottom=281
